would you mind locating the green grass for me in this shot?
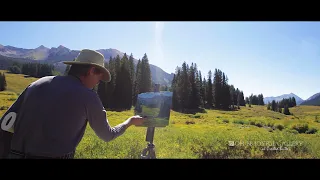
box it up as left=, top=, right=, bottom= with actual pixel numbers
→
left=0, top=70, right=39, bottom=117
left=75, top=105, right=320, bottom=159
left=1, top=71, right=320, bottom=159
left=0, top=70, right=38, bottom=94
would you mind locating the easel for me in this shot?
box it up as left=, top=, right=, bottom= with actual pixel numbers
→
left=140, top=84, right=160, bottom=159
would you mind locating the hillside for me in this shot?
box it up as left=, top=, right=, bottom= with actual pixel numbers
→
left=0, top=44, right=174, bottom=86
left=300, top=93, right=320, bottom=106
left=264, top=93, right=304, bottom=105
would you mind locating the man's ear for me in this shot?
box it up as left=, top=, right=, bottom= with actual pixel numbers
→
left=88, top=66, right=95, bottom=75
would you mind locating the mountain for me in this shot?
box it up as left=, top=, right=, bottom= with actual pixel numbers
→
left=263, top=93, right=304, bottom=105
left=300, top=93, right=320, bottom=106
left=0, top=44, right=174, bottom=86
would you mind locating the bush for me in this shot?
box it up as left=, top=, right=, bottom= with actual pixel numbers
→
left=291, top=123, right=309, bottom=133
left=194, top=115, right=201, bottom=119
left=0, top=106, right=8, bottom=110
left=188, top=114, right=203, bottom=119
left=7, top=97, right=17, bottom=101
left=284, top=129, right=299, bottom=134
left=255, top=122, right=263, bottom=127
left=267, top=122, right=275, bottom=127
left=222, top=119, right=229, bottom=123
left=306, top=128, right=318, bottom=134
left=233, top=120, right=245, bottom=125
left=274, top=124, right=284, bottom=131
left=185, top=120, right=195, bottom=125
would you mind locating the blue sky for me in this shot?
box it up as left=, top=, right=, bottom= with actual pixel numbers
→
left=0, top=21, right=319, bottom=100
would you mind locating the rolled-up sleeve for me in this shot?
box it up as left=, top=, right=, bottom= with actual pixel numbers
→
left=85, top=92, right=128, bottom=142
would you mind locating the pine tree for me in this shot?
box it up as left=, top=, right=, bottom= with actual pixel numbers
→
left=0, top=73, right=3, bottom=91
left=213, top=69, right=222, bottom=109
left=222, top=73, right=231, bottom=110
left=132, top=59, right=142, bottom=106
left=128, top=53, right=135, bottom=101
left=292, top=97, right=297, bottom=107
left=139, top=53, right=152, bottom=93
left=106, top=57, right=116, bottom=110
left=97, top=80, right=108, bottom=108
left=283, top=105, right=290, bottom=115
left=203, top=77, right=207, bottom=108
left=128, top=53, right=135, bottom=80
left=229, top=85, right=235, bottom=109
left=1, top=73, right=6, bottom=91
left=172, top=74, right=179, bottom=111
left=237, top=92, right=241, bottom=109
left=240, top=91, right=246, bottom=106
left=173, top=68, right=182, bottom=111
left=245, top=97, right=250, bottom=105
left=113, top=59, right=132, bottom=110
left=191, top=63, right=201, bottom=110
left=206, top=70, right=213, bottom=108
left=199, top=70, right=205, bottom=108
left=115, top=55, right=121, bottom=76
left=271, top=100, right=277, bottom=112
left=181, top=62, right=191, bottom=111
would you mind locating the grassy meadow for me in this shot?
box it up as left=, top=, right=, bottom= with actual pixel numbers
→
left=1, top=70, right=320, bottom=159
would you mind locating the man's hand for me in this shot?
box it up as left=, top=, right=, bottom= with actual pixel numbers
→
left=128, top=115, right=145, bottom=126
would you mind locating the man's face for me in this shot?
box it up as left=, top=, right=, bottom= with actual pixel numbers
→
left=85, top=67, right=103, bottom=89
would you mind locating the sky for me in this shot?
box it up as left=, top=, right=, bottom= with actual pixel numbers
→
left=0, top=21, right=319, bottom=100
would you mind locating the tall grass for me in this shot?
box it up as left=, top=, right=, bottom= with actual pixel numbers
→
left=75, top=106, right=320, bottom=159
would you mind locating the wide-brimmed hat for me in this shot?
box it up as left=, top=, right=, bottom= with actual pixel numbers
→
left=62, top=49, right=111, bottom=82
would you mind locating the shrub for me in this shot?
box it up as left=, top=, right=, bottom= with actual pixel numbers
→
left=267, top=122, right=275, bottom=127
left=7, top=97, right=17, bottom=101
left=306, top=128, right=318, bottom=134
left=284, top=129, right=299, bottom=134
left=0, top=106, right=8, bottom=110
left=255, top=121, right=264, bottom=127
left=274, top=124, right=284, bottom=131
left=291, top=123, right=309, bottom=133
left=222, top=119, right=229, bottom=123
left=185, top=120, right=195, bottom=125
left=233, top=120, right=245, bottom=125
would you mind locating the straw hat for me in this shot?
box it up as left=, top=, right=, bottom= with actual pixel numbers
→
left=63, top=49, right=111, bottom=82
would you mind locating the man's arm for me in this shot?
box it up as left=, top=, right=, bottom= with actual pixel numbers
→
left=85, top=92, right=132, bottom=142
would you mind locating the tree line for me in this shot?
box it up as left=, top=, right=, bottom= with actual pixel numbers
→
left=245, top=94, right=265, bottom=106
left=0, top=73, right=7, bottom=91
left=8, top=62, right=54, bottom=78
left=171, top=61, right=246, bottom=113
left=267, top=97, right=296, bottom=115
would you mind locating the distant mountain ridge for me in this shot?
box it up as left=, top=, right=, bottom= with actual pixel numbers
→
left=0, top=44, right=174, bottom=86
left=263, top=93, right=304, bottom=105
left=300, top=92, right=320, bottom=106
